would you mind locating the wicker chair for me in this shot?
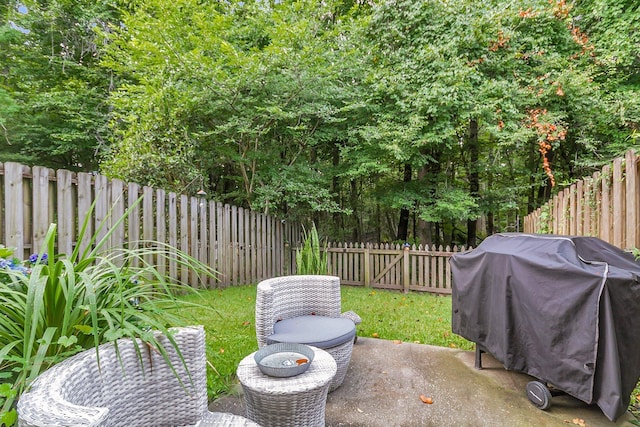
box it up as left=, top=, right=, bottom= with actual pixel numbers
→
left=255, top=275, right=361, bottom=391
left=17, top=326, right=259, bottom=427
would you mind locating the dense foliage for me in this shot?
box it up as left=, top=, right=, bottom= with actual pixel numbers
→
left=1, top=0, right=639, bottom=245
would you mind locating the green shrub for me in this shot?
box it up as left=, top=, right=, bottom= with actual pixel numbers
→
left=0, top=203, right=216, bottom=426
left=295, top=223, right=328, bottom=275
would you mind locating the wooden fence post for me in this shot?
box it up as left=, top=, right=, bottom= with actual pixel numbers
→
left=56, top=169, right=74, bottom=256
left=625, top=150, right=638, bottom=250
left=612, top=157, right=624, bottom=248
left=4, top=163, right=25, bottom=257
left=363, top=244, right=370, bottom=288
left=402, top=244, right=410, bottom=293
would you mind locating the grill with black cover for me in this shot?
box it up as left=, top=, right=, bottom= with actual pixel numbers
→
left=450, top=233, right=640, bottom=421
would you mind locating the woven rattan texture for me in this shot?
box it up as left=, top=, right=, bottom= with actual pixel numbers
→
left=255, top=275, right=359, bottom=391
left=17, top=326, right=258, bottom=427
left=237, top=346, right=336, bottom=427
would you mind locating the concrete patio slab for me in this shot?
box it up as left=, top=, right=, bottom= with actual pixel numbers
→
left=209, top=337, right=638, bottom=426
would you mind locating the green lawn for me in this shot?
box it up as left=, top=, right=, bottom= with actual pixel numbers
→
left=172, top=284, right=640, bottom=419
left=172, top=285, right=473, bottom=398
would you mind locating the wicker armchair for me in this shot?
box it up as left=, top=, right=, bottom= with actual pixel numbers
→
left=17, top=326, right=258, bottom=427
left=255, top=275, right=361, bottom=391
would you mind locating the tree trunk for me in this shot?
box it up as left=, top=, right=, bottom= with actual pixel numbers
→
left=350, top=179, right=360, bottom=241
left=331, top=142, right=343, bottom=237
left=396, top=163, right=412, bottom=241
left=527, top=145, right=537, bottom=213
left=416, top=219, right=432, bottom=246
left=466, top=119, right=479, bottom=247
left=486, top=211, right=494, bottom=236
left=416, top=163, right=433, bottom=246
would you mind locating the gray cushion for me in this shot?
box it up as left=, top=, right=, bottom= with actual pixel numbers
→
left=267, top=315, right=356, bottom=349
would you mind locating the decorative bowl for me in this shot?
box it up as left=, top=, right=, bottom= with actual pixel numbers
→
left=254, top=343, right=315, bottom=377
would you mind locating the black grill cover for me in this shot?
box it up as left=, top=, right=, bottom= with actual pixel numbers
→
left=450, top=233, right=640, bottom=421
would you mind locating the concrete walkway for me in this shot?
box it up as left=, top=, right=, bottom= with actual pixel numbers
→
left=209, top=338, right=638, bottom=426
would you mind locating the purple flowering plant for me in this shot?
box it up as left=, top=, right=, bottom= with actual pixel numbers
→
left=0, top=246, right=48, bottom=282
left=0, top=245, right=48, bottom=282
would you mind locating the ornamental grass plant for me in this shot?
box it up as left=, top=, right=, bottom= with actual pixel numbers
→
left=0, top=202, right=216, bottom=426
left=295, top=223, right=328, bottom=275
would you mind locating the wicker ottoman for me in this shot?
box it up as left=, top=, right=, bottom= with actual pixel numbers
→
left=237, top=346, right=337, bottom=427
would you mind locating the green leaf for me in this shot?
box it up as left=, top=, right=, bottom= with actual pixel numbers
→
left=0, top=247, right=15, bottom=258
left=0, top=384, right=16, bottom=399
left=0, top=409, right=17, bottom=427
left=57, top=335, right=78, bottom=347
left=74, top=324, right=93, bottom=334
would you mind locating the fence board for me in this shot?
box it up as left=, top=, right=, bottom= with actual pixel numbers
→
left=222, top=204, right=231, bottom=286
left=569, top=183, right=577, bottom=235
left=258, top=211, right=263, bottom=281
left=188, top=196, right=199, bottom=286
left=240, top=209, right=251, bottom=283
left=249, top=210, right=257, bottom=282
left=209, top=200, right=218, bottom=287
left=626, top=151, right=638, bottom=250
left=267, top=215, right=274, bottom=278
left=144, top=186, right=155, bottom=272
left=168, top=192, right=178, bottom=281
left=156, top=189, right=167, bottom=278
left=77, top=173, right=93, bottom=254
left=583, top=178, right=591, bottom=236
left=32, top=167, right=51, bottom=253
left=231, top=205, right=238, bottom=286
left=128, top=182, right=141, bottom=256
left=56, top=169, right=74, bottom=256
left=5, top=163, right=25, bottom=257
left=179, top=194, right=189, bottom=285
left=111, top=179, right=125, bottom=251
left=575, top=181, right=583, bottom=235
left=94, top=174, right=109, bottom=249
left=561, top=187, right=569, bottom=235
left=600, top=165, right=612, bottom=243
left=216, top=202, right=225, bottom=283
left=612, top=157, right=624, bottom=248
left=199, top=197, right=208, bottom=287
left=593, top=171, right=602, bottom=238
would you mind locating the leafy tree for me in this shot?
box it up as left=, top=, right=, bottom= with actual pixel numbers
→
left=572, top=0, right=640, bottom=157
left=0, top=0, right=117, bottom=170
left=101, top=0, right=354, bottom=220
left=352, top=0, right=622, bottom=245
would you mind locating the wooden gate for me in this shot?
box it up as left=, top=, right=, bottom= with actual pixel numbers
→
left=325, top=242, right=472, bottom=294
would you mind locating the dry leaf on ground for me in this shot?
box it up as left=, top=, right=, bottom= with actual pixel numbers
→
left=419, top=395, right=433, bottom=404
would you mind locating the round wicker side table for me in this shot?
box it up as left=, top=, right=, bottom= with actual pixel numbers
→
left=237, top=346, right=337, bottom=427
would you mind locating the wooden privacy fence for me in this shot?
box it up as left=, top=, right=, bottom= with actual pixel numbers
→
left=324, top=242, right=472, bottom=294
left=524, top=149, right=640, bottom=251
left=0, top=162, right=301, bottom=287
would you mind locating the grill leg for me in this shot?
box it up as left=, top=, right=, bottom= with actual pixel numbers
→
left=475, top=345, right=485, bottom=370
